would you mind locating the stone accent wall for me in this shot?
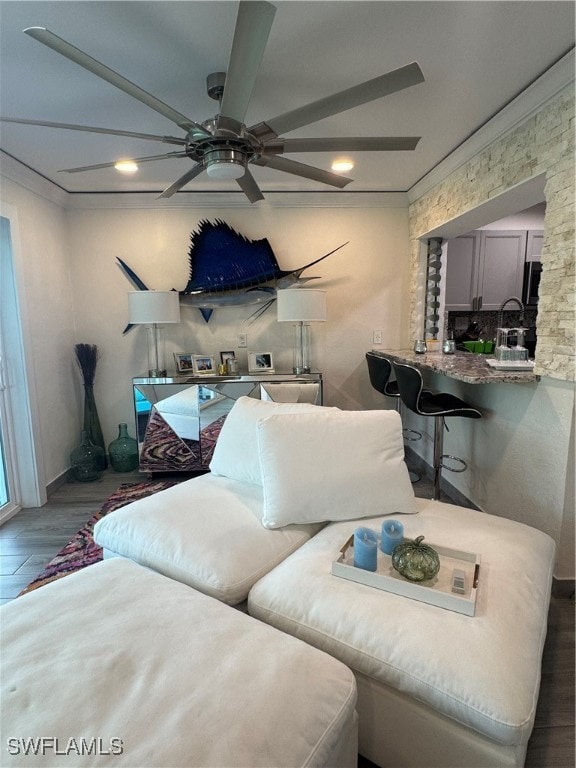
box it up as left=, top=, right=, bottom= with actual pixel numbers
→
left=408, top=85, right=575, bottom=381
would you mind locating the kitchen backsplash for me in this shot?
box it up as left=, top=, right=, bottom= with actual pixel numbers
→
left=446, top=309, right=537, bottom=342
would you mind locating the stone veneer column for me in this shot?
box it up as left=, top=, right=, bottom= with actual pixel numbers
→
left=408, top=85, right=575, bottom=382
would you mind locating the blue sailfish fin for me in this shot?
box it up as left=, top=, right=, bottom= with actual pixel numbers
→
left=184, top=219, right=282, bottom=293
left=117, top=257, right=149, bottom=335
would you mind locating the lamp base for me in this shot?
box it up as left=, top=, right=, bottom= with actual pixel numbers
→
left=148, top=368, right=167, bottom=378
left=293, top=323, right=312, bottom=375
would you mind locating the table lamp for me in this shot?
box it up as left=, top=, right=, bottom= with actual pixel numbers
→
left=128, top=291, right=181, bottom=377
left=277, top=288, right=326, bottom=374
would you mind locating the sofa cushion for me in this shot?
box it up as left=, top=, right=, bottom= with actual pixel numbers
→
left=93, top=473, right=323, bottom=605
left=209, top=396, right=335, bottom=485
left=248, top=498, right=556, bottom=747
left=1, top=559, right=358, bottom=768
left=257, top=409, right=416, bottom=529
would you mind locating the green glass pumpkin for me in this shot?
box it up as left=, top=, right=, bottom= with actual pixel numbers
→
left=392, top=535, right=440, bottom=582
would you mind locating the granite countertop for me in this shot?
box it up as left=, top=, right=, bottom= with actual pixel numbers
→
left=371, top=349, right=540, bottom=384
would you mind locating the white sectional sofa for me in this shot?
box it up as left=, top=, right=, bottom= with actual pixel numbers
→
left=2, top=397, right=556, bottom=768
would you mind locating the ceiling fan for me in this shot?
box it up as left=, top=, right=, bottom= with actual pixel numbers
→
left=2, top=1, right=425, bottom=202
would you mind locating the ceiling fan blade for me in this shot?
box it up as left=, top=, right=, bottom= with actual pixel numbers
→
left=0, top=116, right=187, bottom=145
left=23, top=27, right=210, bottom=136
left=219, top=1, right=276, bottom=124
left=60, top=152, right=187, bottom=173
left=263, top=62, right=425, bottom=136
left=269, top=136, right=421, bottom=153
left=157, top=164, right=206, bottom=199
left=236, top=168, right=265, bottom=203
left=253, top=156, right=352, bottom=188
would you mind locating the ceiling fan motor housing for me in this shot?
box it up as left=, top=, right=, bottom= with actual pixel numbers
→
left=205, top=146, right=247, bottom=179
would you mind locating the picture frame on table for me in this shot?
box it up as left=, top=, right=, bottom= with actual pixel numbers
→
left=174, top=353, right=195, bottom=373
left=192, top=355, right=216, bottom=375
left=219, top=350, right=236, bottom=365
left=248, top=351, right=274, bottom=373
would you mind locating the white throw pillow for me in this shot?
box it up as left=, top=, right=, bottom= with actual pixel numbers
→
left=257, top=409, right=416, bottom=528
left=210, top=396, right=335, bottom=485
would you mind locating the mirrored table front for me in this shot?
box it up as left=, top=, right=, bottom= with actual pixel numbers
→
left=133, top=373, right=323, bottom=473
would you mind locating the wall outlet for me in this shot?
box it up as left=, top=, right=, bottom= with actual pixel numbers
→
left=372, top=329, right=382, bottom=345
left=238, top=333, right=247, bottom=348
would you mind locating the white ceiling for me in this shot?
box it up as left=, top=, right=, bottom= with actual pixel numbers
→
left=0, top=1, right=574, bottom=198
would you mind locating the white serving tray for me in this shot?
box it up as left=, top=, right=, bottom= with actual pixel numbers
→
left=332, top=536, right=480, bottom=616
left=486, top=358, right=535, bottom=371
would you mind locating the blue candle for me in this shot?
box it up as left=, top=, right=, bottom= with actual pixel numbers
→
left=381, top=519, right=404, bottom=555
left=354, top=527, right=378, bottom=571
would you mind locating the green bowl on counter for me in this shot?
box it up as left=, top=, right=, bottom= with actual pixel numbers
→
left=463, top=340, right=494, bottom=354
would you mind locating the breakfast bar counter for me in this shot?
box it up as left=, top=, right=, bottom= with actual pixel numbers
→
left=371, top=349, right=540, bottom=384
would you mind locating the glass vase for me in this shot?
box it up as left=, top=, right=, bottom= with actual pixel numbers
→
left=70, top=430, right=104, bottom=483
left=108, top=423, right=139, bottom=472
left=83, top=383, right=107, bottom=469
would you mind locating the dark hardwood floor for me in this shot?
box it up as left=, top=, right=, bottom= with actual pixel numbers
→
left=1, top=469, right=574, bottom=767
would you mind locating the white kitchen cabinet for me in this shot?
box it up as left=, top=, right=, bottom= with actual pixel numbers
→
left=445, top=230, right=527, bottom=311
left=526, top=230, right=544, bottom=262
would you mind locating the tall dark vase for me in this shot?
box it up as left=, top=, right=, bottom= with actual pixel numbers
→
left=83, top=383, right=107, bottom=469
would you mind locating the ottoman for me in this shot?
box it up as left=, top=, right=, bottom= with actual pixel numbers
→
left=1, top=559, right=358, bottom=768
left=248, top=498, right=556, bottom=768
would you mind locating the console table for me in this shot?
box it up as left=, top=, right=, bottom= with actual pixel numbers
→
left=133, top=373, right=323, bottom=473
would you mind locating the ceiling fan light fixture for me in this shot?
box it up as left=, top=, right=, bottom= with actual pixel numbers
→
left=331, top=158, right=354, bottom=173
left=205, top=147, right=246, bottom=180
left=114, top=160, right=139, bottom=174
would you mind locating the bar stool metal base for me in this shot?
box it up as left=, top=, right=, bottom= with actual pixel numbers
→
left=432, top=416, right=468, bottom=500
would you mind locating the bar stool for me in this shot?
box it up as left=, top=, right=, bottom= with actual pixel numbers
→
left=365, top=352, right=422, bottom=482
left=392, top=361, right=482, bottom=501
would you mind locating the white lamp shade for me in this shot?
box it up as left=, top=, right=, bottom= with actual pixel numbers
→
left=128, top=291, right=181, bottom=324
left=276, top=289, right=326, bottom=322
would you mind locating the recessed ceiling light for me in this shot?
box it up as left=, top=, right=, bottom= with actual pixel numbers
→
left=114, top=160, right=139, bottom=174
left=331, top=158, right=354, bottom=173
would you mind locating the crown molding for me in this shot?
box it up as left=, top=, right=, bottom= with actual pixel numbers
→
left=0, top=153, right=407, bottom=210
left=407, top=48, right=575, bottom=204
left=0, top=151, right=69, bottom=207
left=62, top=190, right=408, bottom=210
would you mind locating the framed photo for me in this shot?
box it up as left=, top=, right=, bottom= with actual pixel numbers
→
left=192, top=355, right=216, bottom=375
left=248, top=351, right=274, bottom=373
left=219, top=350, right=236, bottom=365
left=174, top=353, right=195, bottom=373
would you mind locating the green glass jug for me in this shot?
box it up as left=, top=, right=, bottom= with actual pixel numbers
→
left=108, top=423, right=139, bottom=472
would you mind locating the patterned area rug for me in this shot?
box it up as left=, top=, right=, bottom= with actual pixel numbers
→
left=18, top=479, right=178, bottom=597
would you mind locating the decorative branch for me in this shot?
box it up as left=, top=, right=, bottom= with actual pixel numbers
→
left=74, top=343, right=100, bottom=386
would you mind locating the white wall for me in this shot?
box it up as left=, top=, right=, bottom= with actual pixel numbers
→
left=478, top=202, right=546, bottom=231
left=400, top=372, right=574, bottom=552
left=0, top=175, right=77, bottom=491
left=63, top=198, right=410, bottom=450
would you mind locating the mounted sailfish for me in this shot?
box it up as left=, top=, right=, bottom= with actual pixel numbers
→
left=118, top=219, right=347, bottom=326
